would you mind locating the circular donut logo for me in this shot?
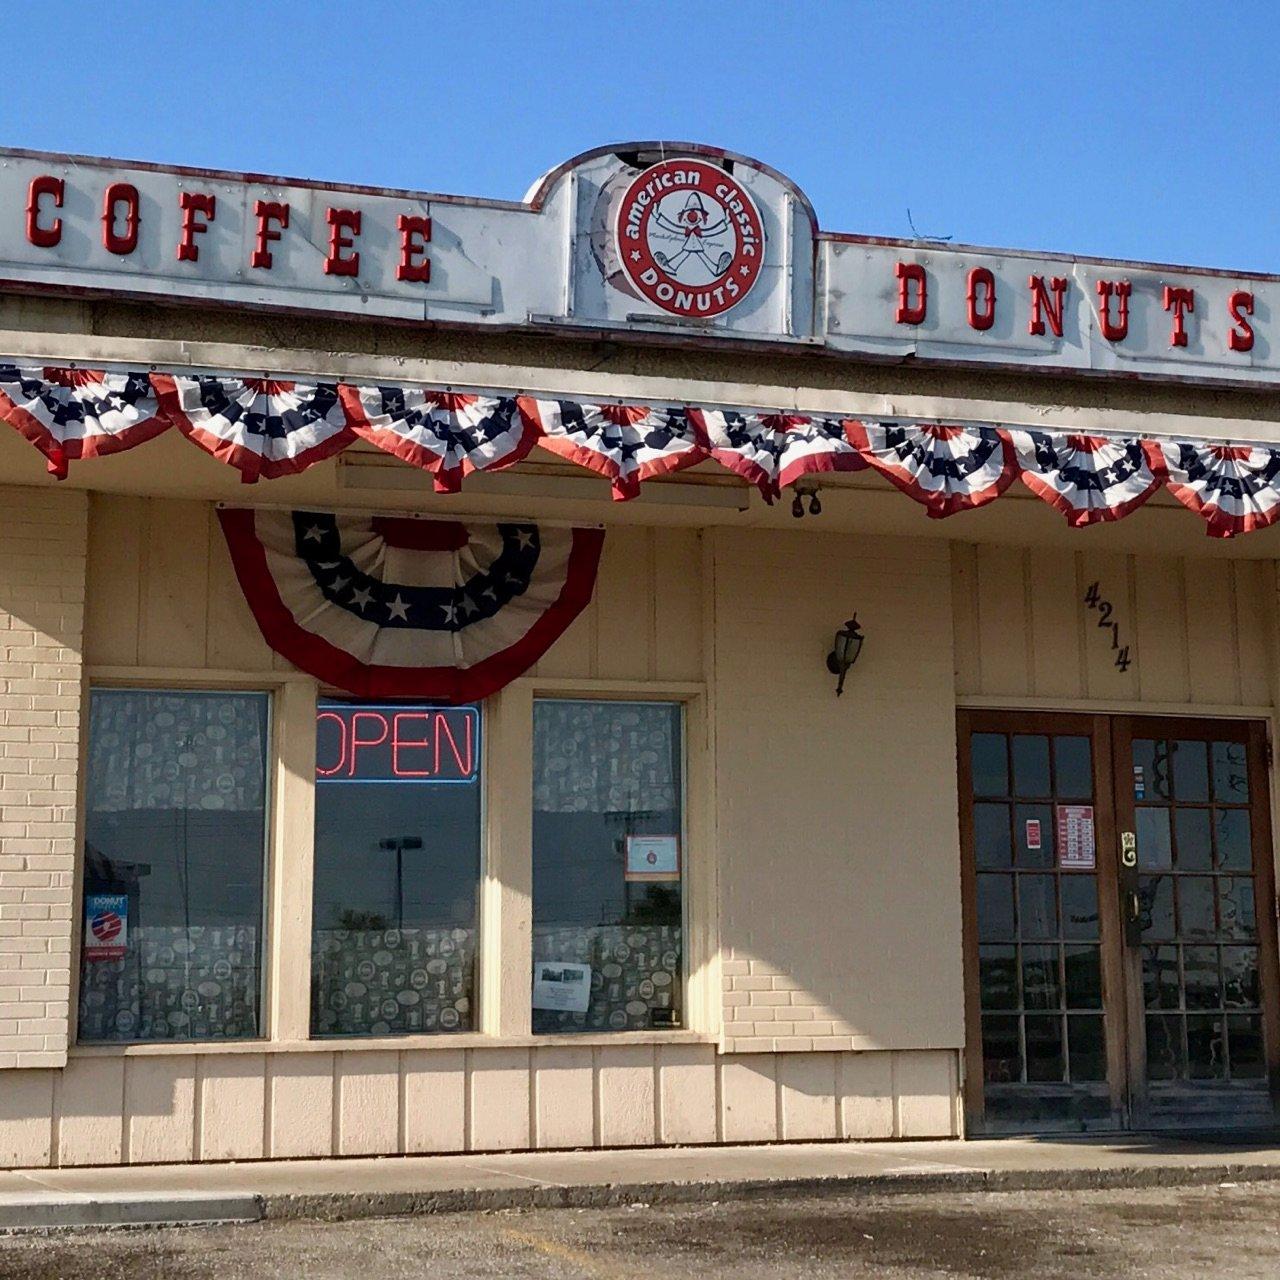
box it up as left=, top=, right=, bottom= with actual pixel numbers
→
left=616, top=159, right=764, bottom=319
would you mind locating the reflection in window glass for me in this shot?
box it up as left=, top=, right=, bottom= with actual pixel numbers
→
left=1011, top=736, right=1051, bottom=798
left=1053, top=736, right=1092, bottom=799
left=310, top=702, right=481, bottom=1036
left=532, top=700, right=683, bottom=1033
left=1018, top=874, right=1058, bottom=940
left=978, top=945, right=1018, bottom=1010
left=1171, top=739, right=1210, bottom=802
left=974, top=803, right=1013, bottom=868
left=971, top=734, right=1008, bottom=797
left=1212, top=740, right=1249, bottom=803
left=1135, top=807, right=1172, bottom=871
left=1133, top=739, right=1172, bottom=801
left=78, top=689, right=269, bottom=1043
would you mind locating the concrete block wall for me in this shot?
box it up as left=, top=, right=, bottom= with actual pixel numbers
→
left=0, top=486, right=86, bottom=1069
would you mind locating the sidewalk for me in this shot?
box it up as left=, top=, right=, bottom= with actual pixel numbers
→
left=2, top=1132, right=1279, bottom=1231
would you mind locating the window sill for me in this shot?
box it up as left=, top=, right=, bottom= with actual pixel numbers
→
left=69, top=1029, right=716, bottom=1057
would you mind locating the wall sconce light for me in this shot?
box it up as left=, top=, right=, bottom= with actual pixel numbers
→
left=826, top=615, right=865, bottom=696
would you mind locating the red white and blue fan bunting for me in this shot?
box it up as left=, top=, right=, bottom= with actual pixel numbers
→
left=845, top=421, right=1016, bottom=518
left=10, top=360, right=1280, bottom=537
left=516, top=398, right=704, bottom=500
left=338, top=386, right=535, bottom=491
left=687, top=408, right=787, bottom=500
left=1160, top=442, right=1280, bottom=538
left=1010, top=430, right=1165, bottom=526
left=153, top=375, right=352, bottom=483
left=0, top=365, right=167, bottom=478
left=775, top=417, right=867, bottom=490
left=218, top=508, right=604, bottom=701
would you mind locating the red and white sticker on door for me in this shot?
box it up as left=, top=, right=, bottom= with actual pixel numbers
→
left=1056, top=805, right=1096, bottom=870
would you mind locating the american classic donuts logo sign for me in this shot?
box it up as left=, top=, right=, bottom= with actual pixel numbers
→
left=616, top=159, right=765, bottom=319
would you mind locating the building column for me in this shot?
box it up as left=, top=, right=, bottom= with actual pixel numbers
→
left=0, top=486, right=86, bottom=1069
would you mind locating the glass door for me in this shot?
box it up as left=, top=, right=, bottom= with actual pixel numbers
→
left=960, top=710, right=1280, bottom=1134
left=1114, top=717, right=1280, bottom=1128
left=958, top=712, right=1127, bottom=1133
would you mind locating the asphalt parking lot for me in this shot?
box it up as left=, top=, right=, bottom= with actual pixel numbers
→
left=2, top=1180, right=1280, bottom=1279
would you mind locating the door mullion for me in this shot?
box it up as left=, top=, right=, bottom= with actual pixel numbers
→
left=1246, top=721, right=1280, bottom=1110
left=1094, top=714, right=1134, bottom=1126
left=1110, top=715, right=1149, bottom=1124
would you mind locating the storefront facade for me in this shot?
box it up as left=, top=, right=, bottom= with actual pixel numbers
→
left=0, top=142, right=1279, bottom=1166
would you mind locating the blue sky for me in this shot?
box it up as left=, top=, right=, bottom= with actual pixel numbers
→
left=8, top=2, right=1280, bottom=270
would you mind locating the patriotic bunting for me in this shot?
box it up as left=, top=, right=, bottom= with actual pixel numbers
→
left=845, top=421, right=1016, bottom=518
left=516, top=397, right=704, bottom=500
left=1160, top=442, right=1280, bottom=538
left=775, top=417, right=867, bottom=490
left=5, top=361, right=1280, bottom=536
left=687, top=408, right=788, bottom=500
left=0, top=365, right=167, bottom=478
left=1010, top=430, right=1166, bottom=526
left=218, top=508, right=604, bottom=701
left=338, top=386, right=534, bottom=492
left=152, top=375, right=352, bottom=483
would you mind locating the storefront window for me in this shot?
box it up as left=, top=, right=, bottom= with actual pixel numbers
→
left=532, top=699, right=684, bottom=1033
left=78, top=689, right=270, bottom=1043
left=311, top=702, right=481, bottom=1036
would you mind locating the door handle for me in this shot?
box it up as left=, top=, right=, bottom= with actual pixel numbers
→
left=1120, top=831, right=1137, bottom=869
left=1120, top=831, right=1141, bottom=945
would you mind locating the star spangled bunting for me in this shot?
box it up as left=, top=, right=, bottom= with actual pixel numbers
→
left=775, top=416, right=867, bottom=490
left=1160, top=442, right=1280, bottom=538
left=338, top=386, right=535, bottom=492
left=152, top=375, right=353, bottom=483
left=9, top=356, right=1280, bottom=537
left=1010, top=430, right=1166, bottom=526
left=687, top=408, right=788, bottom=500
left=218, top=509, right=604, bottom=701
left=845, top=421, right=1016, bottom=517
left=516, top=398, right=705, bottom=500
left=0, top=365, right=168, bottom=478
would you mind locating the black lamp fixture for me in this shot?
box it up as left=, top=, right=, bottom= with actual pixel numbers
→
left=826, top=615, right=865, bottom=696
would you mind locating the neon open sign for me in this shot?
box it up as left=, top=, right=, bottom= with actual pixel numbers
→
left=316, top=703, right=479, bottom=784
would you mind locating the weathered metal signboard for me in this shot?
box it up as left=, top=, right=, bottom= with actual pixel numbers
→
left=1, top=141, right=1277, bottom=388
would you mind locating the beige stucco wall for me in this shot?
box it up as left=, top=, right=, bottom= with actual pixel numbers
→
left=713, top=529, right=964, bottom=1055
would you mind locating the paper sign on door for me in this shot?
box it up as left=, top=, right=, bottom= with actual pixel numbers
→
left=1056, top=805, right=1096, bottom=870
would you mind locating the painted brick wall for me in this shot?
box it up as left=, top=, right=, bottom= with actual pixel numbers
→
left=0, top=485, right=86, bottom=1069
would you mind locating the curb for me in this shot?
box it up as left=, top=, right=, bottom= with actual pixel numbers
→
left=257, top=1161, right=1280, bottom=1222
left=0, top=1192, right=262, bottom=1233
left=5, top=1160, right=1280, bottom=1232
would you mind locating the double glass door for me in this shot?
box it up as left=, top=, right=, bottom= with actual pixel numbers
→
left=959, top=711, right=1280, bottom=1134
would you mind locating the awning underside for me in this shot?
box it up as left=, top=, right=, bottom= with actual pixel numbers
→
left=2, top=362, right=1278, bottom=537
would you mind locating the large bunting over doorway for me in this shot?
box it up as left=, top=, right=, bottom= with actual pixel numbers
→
left=218, top=509, right=604, bottom=701
left=7, top=360, right=1280, bottom=536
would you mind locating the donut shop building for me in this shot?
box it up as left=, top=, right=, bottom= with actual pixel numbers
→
left=2, top=140, right=1280, bottom=1168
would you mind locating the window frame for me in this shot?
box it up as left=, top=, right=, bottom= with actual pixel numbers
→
left=308, top=694, right=487, bottom=1040
left=70, top=670, right=717, bottom=1056
left=529, top=693, right=689, bottom=1036
left=73, top=680, right=276, bottom=1047
left=519, top=679, right=714, bottom=1041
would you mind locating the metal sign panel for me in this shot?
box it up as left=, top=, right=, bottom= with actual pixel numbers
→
left=1, top=141, right=1277, bottom=388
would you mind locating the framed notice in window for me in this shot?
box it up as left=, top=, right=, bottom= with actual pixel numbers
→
left=624, top=834, right=681, bottom=882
